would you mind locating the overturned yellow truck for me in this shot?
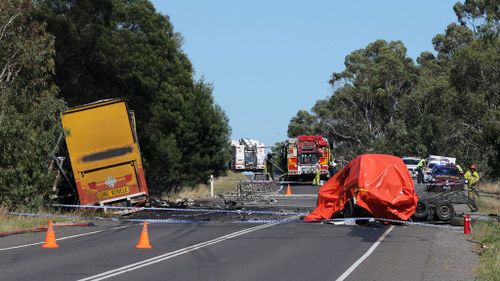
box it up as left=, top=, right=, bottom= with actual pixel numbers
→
left=61, top=99, right=148, bottom=207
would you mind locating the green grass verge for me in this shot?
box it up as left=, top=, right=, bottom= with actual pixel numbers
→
left=474, top=181, right=500, bottom=281
left=213, top=171, right=249, bottom=194
left=0, top=205, right=103, bottom=233
left=0, top=208, right=79, bottom=233
left=473, top=221, right=500, bottom=281
left=163, top=171, right=248, bottom=200
left=0, top=213, right=53, bottom=233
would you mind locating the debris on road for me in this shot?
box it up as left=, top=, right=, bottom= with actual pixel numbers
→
left=225, top=173, right=281, bottom=202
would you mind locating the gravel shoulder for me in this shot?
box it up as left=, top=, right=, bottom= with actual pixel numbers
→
left=422, top=228, right=478, bottom=281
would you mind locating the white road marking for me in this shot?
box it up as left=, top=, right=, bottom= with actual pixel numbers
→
left=0, top=225, right=131, bottom=252
left=335, top=225, right=395, bottom=281
left=78, top=222, right=280, bottom=281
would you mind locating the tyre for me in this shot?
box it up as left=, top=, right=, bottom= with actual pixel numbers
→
left=412, top=200, right=429, bottom=220
left=435, top=202, right=454, bottom=221
left=427, top=185, right=441, bottom=192
left=342, top=199, right=372, bottom=225
left=342, top=199, right=354, bottom=218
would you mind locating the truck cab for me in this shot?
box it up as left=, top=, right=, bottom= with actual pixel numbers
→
left=286, top=135, right=330, bottom=180
left=230, top=139, right=266, bottom=172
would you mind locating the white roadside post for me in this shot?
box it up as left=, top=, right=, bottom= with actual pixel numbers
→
left=210, top=175, right=214, bottom=197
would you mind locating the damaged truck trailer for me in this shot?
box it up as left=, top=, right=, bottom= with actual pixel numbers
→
left=61, top=98, right=148, bottom=207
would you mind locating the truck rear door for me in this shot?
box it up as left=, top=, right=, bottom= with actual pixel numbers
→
left=61, top=99, right=148, bottom=205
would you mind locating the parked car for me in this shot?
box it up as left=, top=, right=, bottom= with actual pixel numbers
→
left=426, top=164, right=465, bottom=192
left=402, top=157, right=421, bottom=178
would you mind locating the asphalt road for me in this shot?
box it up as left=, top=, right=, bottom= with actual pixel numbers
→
left=0, top=182, right=478, bottom=281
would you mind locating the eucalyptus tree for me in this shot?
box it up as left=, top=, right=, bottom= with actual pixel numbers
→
left=0, top=0, right=65, bottom=209
left=313, top=40, right=418, bottom=158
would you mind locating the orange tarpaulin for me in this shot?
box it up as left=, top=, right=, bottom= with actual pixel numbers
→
left=304, top=154, right=418, bottom=221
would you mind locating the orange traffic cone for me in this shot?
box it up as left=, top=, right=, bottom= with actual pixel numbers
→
left=135, top=221, right=152, bottom=249
left=285, top=184, right=293, bottom=196
left=42, top=220, right=59, bottom=249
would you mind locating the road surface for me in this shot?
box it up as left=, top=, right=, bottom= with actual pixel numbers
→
left=0, top=183, right=478, bottom=281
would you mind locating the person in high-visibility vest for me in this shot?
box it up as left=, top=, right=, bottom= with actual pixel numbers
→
left=313, top=159, right=321, bottom=186
left=464, top=163, right=480, bottom=198
left=416, top=158, right=426, bottom=183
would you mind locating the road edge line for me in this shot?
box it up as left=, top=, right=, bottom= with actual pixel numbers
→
left=0, top=225, right=131, bottom=252
left=78, top=222, right=282, bottom=281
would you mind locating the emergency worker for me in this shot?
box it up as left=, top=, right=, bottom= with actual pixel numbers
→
left=464, top=164, right=480, bottom=186
left=464, top=164, right=480, bottom=198
left=416, top=158, right=426, bottom=184
left=313, top=160, right=321, bottom=186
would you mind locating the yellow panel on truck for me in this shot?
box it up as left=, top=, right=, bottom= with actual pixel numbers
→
left=61, top=99, right=148, bottom=206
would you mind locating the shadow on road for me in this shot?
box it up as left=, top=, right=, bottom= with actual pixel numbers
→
left=345, top=224, right=388, bottom=243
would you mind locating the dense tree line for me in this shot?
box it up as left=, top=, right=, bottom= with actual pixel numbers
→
left=0, top=0, right=230, bottom=209
left=0, top=0, right=65, bottom=209
left=288, top=0, right=499, bottom=179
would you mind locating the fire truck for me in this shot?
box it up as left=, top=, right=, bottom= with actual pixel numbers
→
left=285, top=135, right=330, bottom=180
left=230, top=139, right=266, bottom=171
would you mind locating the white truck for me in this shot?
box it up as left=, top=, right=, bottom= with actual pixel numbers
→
left=230, top=139, right=266, bottom=172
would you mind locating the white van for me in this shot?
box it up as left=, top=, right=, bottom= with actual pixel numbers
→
left=402, top=157, right=421, bottom=178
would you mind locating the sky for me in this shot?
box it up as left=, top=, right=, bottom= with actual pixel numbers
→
left=151, top=0, right=459, bottom=147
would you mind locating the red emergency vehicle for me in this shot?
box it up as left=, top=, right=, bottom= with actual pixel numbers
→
left=285, top=136, right=330, bottom=180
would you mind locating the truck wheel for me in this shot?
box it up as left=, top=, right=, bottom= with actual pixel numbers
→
left=435, top=202, right=454, bottom=221
left=343, top=199, right=354, bottom=218
left=412, top=200, right=429, bottom=220
left=426, top=185, right=439, bottom=192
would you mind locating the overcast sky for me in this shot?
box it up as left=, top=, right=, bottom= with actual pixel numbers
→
left=151, top=0, right=458, bottom=146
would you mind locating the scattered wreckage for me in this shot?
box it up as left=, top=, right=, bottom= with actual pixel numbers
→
left=415, top=162, right=478, bottom=222
left=412, top=190, right=477, bottom=221
left=226, top=173, right=281, bottom=201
